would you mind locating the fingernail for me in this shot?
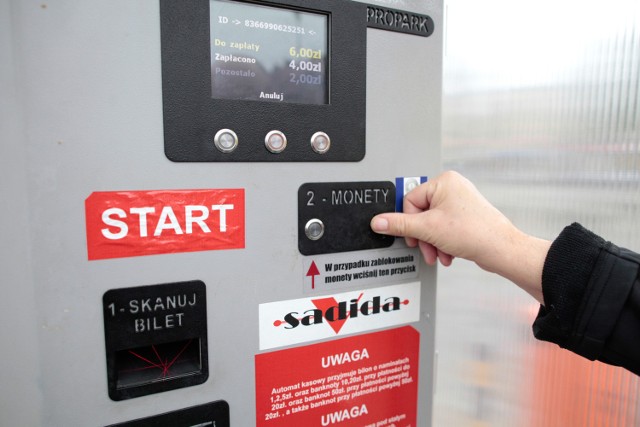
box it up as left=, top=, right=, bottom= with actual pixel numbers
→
left=371, top=217, right=389, bottom=232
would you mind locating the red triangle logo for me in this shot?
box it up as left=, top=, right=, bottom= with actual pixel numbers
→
left=311, top=292, right=364, bottom=334
left=311, top=297, right=347, bottom=334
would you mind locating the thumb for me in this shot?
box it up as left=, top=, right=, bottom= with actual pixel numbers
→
left=370, top=212, right=426, bottom=240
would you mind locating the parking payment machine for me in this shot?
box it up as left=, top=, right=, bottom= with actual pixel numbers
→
left=1, top=0, right=442, bottom=425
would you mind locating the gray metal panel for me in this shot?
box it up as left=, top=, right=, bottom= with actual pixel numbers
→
left=1, top=0, right=44, bottom=425
left=2, top=0, right=442, bottom=425
left=366, top=17, right=443, bottom=425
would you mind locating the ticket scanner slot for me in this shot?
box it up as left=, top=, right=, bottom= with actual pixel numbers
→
left=103, top=281, right=208, bottom=401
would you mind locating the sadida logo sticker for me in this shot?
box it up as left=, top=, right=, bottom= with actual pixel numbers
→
left=258, top=282, right=420, bottom=350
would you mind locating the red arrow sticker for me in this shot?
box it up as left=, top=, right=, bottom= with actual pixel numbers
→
left=306, top=261, right=320, bottom=289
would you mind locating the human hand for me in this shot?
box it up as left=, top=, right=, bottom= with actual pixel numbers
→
left=370, top=171, right=549, bottom=303
left=371, top=171, right=514, bottom=268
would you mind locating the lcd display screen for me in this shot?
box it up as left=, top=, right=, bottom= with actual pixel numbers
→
left=210, top=0, right=329, bottom=104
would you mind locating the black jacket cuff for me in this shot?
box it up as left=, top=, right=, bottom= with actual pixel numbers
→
left=533, top=223, right=640, bottom=374
left=533, top=223, right=610, bottom=357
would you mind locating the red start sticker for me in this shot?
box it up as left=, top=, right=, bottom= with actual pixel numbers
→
left=85, top=189, right=245, bottom=260
left=255, top=326, right=419, bottom=427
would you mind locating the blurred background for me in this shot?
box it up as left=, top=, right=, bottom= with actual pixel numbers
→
left=435, top=0, right=640, bottom=425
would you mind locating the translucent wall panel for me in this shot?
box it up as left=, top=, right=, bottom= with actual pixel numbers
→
left=436, top=0, right=640, bottom=425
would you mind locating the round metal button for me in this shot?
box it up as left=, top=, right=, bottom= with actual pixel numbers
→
left=265, top=130, right=287, bottom=153
left=305, top=218, right=325, bottom=241
left=214, top=129, right=238, bottom=153
left=404, top=178, right=420, bottom=194
left=310, top=131, right=331, bottom=154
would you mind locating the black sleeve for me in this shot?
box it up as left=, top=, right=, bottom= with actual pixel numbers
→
left=532, top=223, right=640, bottom=376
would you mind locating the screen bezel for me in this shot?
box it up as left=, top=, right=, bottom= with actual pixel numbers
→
left=209, top=0, right=330, bottom=105
left=160, top=0, right=366, bottom=162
